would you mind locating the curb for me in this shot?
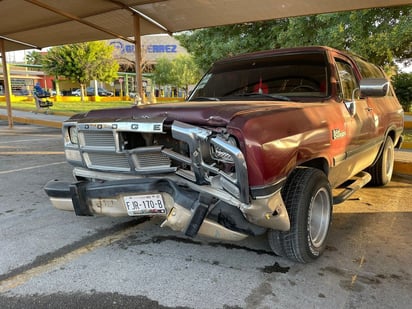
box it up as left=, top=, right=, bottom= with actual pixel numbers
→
left=394, top=161, right=412, bottom=177
left=394, top=149, right=412, bottom=177
left=0, top=114, right=62, bottom=129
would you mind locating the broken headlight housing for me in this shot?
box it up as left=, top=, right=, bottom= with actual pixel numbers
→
left=210, top=135, right=238, bottom=163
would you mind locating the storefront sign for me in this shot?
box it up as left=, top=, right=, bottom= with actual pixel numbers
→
left=146, top=45, right=177, bottom=53
left=110, top=41, right=177, bottom=54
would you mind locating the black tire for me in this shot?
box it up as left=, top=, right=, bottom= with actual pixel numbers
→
left=367, top=137, right=394, bottom=186
left=267, top=167, right=332, bottom=263
left=267, top=229, right=286, bottom=257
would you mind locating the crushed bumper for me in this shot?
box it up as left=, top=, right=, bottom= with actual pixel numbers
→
left=45, top=178, right=198, bottom=217
left=44, top=177, right=290, bottom=241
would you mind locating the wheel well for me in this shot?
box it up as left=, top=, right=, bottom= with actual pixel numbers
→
left=300, top=158, right=329, bottom=176
left=369, top=131, right=395, bottom=168
left=387, top=130, right=395, bottom=143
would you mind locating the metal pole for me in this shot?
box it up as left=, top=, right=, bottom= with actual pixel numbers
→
left=133, top=14, right=143, bottom=104
left=0, top=39, right=13, bottom=128
left=125, top=73, right=129, bottom=97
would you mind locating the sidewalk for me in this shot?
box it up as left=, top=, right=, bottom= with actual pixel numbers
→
left=3, top=108, right=410, bottom=129
left=0, top=108, right=69, bottom=129
left=394, top=149, right=412, bottom=177
left=1, top=108, right=411, bottom=177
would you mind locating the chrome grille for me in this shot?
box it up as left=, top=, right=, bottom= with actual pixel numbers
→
left=84, top=153, right=130, bottom=172
left=82, top=131, right=115, bottom=149
left=133, top=151, right=171, bottom=171
left=79, top=129, right=172, bottom=173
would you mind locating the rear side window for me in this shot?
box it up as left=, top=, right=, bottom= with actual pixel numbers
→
left=353, top=56, right=394, bottom=96
left=353, top=56, right=385, bottom=78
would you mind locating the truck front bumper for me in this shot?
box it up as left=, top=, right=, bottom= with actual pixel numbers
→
left=44, top=176, right=290, bottom=241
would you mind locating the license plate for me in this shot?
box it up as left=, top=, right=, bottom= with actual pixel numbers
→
left=123, top=194, right=166, bottom=216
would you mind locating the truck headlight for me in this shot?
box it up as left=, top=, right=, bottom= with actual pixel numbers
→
left=211, top=136, right=238, bottom=163
left=69, top=126, right=78, bottom=144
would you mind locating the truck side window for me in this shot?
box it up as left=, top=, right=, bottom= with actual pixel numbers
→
left=335, top=60, right=359, bottom=101
left=353, top=55, right=394, bottom=97
left=353, top=56, right=385, bottom=78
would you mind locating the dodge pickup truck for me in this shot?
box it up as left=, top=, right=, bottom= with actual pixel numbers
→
left=45, top=46, right=404, bottom=263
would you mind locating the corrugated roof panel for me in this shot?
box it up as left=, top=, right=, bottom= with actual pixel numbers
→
left=0, top=0, right=410, bottom=52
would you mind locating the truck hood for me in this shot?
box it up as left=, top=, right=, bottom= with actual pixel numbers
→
left=72, top=101, right=304, bottom=127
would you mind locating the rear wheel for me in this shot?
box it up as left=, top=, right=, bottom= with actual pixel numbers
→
left=367, top=137, right=394, bottom=186
left=268, top=168, right=332, bottom=263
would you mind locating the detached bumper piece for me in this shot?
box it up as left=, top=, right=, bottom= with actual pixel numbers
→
left=44, top=180, right=76, bottom=212
left=44, top=178, right=267, bottom=241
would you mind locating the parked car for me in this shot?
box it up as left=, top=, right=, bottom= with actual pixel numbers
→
left=44, top=46, right=404, bottom=263
left=71, top=88, right=113, bottom=96
left=71, top=89, right=81, bottom=96
left=49, top=89, right=59, bottom=96
left=13, top=88, right=30, bottom=96
left=86, top=87, right=113, bottom=96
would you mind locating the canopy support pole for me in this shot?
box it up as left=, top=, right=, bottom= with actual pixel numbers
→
left=0, top=39, right=13, bottom=128
left=133, top=14, right=144, bottom=105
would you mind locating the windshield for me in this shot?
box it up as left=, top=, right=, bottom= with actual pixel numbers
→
left=188, top=52, right=329, bottom=102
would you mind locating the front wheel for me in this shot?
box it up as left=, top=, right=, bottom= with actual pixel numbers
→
left=268, top=168, right=332, bottom=263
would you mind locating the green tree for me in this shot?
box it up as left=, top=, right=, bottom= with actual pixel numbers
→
left=176, top=6, right=411, bottom=71
left=152, top=57, right=174, bottom=91
left=152, top=55, right=202, bottom=97
left=276, top=7, right=411, bottom=70
left=176, top=20, right=287, bottom=71
left=42, top=41, right=119, bottom=100
left=170, top=55, right=202, bottom=95
left=25, top=51, right=43, bottom=65
left=392, top=73, right=412, bottom=112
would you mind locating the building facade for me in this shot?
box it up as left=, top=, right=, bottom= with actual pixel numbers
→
left=1, top=35, right=188, bottom=99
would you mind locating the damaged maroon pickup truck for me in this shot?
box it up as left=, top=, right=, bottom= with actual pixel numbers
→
left=45, top=46, right=404, bottom=263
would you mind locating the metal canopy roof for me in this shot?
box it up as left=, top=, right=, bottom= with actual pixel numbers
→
left=1, top=0, right=411, bottom=52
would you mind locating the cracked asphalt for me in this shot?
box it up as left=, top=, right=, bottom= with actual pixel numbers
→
left=1, top=122, right=411, bottom=309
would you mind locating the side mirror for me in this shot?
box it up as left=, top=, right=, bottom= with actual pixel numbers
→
left=360, top=78, right=389, bottom=97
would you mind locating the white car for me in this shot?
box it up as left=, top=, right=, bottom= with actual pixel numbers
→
left=71, top=89, right=81, bottom=96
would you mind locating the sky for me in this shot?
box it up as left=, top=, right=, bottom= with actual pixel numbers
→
left=6, top=50, right=43, bottom=63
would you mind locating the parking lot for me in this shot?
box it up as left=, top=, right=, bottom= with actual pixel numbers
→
left=1, top=121, right=411, bottom=309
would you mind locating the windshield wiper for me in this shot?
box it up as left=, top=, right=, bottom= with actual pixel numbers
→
left=233, top=93, right=291, bottom=101
left=190, top=96, right=220, bottom=101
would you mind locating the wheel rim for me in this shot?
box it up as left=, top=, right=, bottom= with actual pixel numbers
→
left=308, top=187, right=331, bottom=248
left=384, top=142, right=394, bottom=178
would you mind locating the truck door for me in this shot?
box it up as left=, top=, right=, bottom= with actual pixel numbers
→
left=334, top=57, right=375, bottom=165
